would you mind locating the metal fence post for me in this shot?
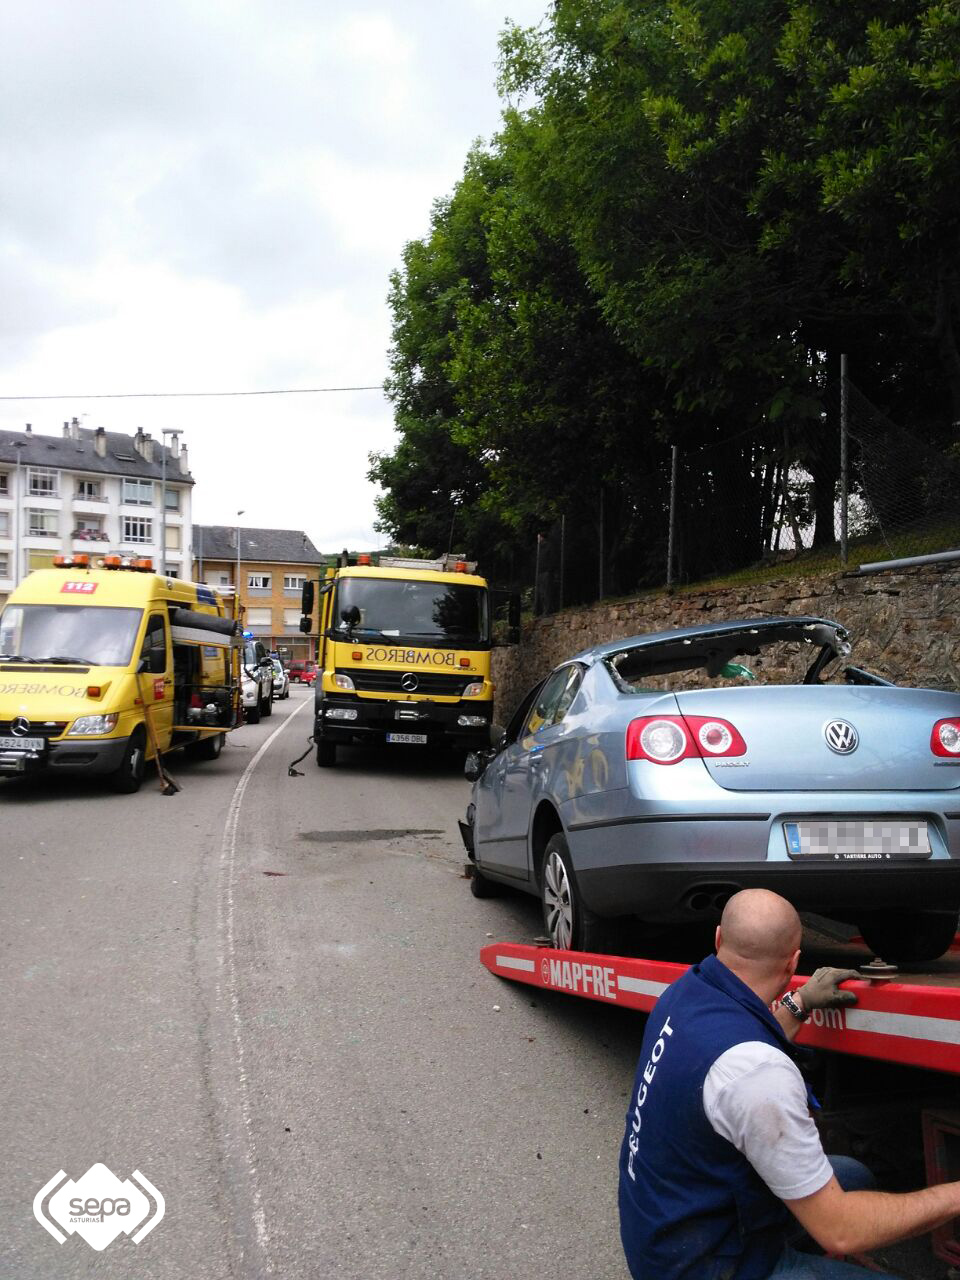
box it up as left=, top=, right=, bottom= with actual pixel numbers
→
left=840, top=354, right=848, bottom=567
left=598, top=486, right=604, bottom=602
left=533, top=533, right=542, bottom=615
left=559, top=514, right=566, bottom=612
left=667, top=445, right=678, bottom=586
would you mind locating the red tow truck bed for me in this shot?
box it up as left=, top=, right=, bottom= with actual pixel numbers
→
left=481, top=934, right=960, bottom=1075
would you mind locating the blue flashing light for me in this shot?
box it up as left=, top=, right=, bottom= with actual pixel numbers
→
left=242, top=629, right=253, bottom=638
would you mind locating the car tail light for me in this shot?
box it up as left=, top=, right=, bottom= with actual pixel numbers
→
left=932, top=719, right=960, bottom=757
left=626, top=715, right=746, bottom=764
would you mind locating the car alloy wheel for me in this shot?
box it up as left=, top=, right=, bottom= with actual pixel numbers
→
left=543, top=848, right=574, bottom=949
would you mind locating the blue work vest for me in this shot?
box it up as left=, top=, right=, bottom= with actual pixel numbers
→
left=618, top=955, right=806, bottom=1280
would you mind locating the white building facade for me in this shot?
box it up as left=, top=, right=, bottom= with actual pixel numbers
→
left=0, top=421, right=194, bottom=608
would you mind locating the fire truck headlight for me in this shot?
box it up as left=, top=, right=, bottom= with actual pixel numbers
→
left=333, top=674, right=355, bottom=691
left=68, top=713, right=120, bottom=736
left=458, top=715, right=488, bottom=728
left=462, top=681, right=484, bottom=698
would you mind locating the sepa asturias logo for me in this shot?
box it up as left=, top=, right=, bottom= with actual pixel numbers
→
left=34, top=1164, right=164, bottom=1251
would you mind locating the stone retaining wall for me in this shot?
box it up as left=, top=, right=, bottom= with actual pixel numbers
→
left=491, top=565, right=960, bottom=722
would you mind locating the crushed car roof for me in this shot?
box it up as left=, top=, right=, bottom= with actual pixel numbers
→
left=573, top=616, right=850, bottom=672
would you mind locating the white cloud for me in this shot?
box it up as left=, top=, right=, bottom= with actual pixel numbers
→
left=0, top=0, right=548, bottom=551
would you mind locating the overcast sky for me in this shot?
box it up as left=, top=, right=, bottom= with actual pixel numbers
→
left=0, top=0, right=546, bottom=551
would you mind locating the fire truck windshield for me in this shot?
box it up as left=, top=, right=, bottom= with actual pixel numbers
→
left=334, top=579, right=489, bottom=648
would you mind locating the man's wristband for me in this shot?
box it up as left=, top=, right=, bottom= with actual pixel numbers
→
left=780, top=990, right=809, bottom=1022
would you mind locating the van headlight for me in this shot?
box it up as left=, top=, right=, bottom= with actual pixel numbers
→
left=68, top=713, right=119, bottom=737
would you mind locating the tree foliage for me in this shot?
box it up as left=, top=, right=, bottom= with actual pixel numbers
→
left=372, top=0, right=960, bottom=596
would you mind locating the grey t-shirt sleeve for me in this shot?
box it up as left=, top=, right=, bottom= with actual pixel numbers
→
left=702, top=1041, right=833, bottom=1201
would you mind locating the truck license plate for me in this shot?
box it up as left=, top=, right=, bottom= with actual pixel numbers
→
left=387, top=733, right=428, bottom=745
left=0, top=736, right=44, bottom=750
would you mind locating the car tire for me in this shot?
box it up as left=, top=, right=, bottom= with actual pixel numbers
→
left=246, top=699, right=261, bottom=724
left=857, top=909, right=959, bottom=963
left=316, top=739, right=337, bottom=767
left=261, top=690, right=273, bottom=717
left=110, top=726, right=147, bottom=794
left=541, top=832, right=620, bottom=953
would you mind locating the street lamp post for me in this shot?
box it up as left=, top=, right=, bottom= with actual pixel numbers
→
left=236, top=510, right=245, bottom=595
left=160, top=428, right=181, bottom=575
left=13, top=439, right=27, bottom=586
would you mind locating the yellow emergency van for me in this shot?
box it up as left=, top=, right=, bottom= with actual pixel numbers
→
left=0, top=554, right=244, bottom=792
left=301, top=553, right=518, bottom=766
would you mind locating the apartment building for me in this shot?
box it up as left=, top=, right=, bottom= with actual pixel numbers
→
left=194, top=525, right=326, bottom=662
left=0, top=421, right=193, bottom=606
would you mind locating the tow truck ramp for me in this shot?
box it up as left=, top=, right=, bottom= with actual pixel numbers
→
left=481, top=941, right=960, bottom=1076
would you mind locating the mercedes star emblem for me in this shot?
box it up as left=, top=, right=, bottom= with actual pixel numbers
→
left=400, top=672, right=419, bottom=692
left=824, top=719, right=859, bottom=754
left=11, top=716, right=31, bottom=738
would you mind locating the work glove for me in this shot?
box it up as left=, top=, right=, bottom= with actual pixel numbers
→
left=795, top=966, right=860, bottom=1011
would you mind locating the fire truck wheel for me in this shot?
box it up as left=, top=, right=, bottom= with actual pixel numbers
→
left=191, top=732, right=225, bottom=761
left=541, top=833, right=618, bottom=953
left=470, top=864, right=501, bottom=898
left=316, top=739, right=337, bottom=767
left=110, top=726, right=147, bottom=794
left=857, top=908, right=959, bottom=963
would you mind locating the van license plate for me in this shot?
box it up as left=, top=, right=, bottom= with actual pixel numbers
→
left=387, top=733, right=428, bottom=745
left=0, top=736, right=44, bottom=750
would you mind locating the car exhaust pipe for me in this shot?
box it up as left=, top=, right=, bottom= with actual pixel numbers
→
left=683, top=885, right=740, bottom=914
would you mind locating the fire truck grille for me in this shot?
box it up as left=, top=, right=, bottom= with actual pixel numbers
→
left=343, top=670, right=473, bottom=697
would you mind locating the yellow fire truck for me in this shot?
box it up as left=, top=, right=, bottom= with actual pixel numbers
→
left=302, top=554, right=517, bottom=766
left=0, top=554, right=243, bottom=791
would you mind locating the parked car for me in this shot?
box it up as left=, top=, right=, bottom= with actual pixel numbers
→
left=241, top=638, right=274, bottom=723
left=269, top=655, right=290, bottom=700
left=290, top=660, right=317, bottom=685
left=460, top=616, right=960, bottom=962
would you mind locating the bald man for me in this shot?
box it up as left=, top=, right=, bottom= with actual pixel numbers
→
left=618, top=889, right=960, bottom=1279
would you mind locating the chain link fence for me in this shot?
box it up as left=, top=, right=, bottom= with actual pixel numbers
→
left=518, top=376, right=960, bottom=615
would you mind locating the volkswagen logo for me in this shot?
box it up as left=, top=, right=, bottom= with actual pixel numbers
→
left=824, top=719, right=859, bottom=754
left=11, top=716, right=31, bottom=738
left=400, top=672, right=419, bottom=692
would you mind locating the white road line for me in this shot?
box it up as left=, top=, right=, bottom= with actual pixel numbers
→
left=217, top=699, right=311, bottom=1269
left=496, top=954, right=536, bottom=973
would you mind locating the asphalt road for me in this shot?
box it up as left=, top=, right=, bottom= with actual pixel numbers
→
left=0, top=689, right=642, bottom=1279
left=0, top=688, right=947, bottom=1279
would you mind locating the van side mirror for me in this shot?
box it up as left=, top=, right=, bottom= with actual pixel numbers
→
left=299, top=616, right=312, bottom=634
left=489, top=722, right=506, bottom=749
left=464, top=752, right=485, bottom=782
left=301, top=581, right=315, bottom=617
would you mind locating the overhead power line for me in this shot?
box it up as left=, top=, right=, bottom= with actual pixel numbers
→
left=0, top=384, right=386, bottom=402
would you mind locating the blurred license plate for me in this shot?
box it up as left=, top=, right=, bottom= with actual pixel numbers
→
left=387, top=733, right=428, bottom=745
left=784, top=820, right=931, bottom=861
left=0, top=736, right=44, bottom=750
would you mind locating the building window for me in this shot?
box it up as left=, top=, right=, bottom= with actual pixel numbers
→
left=0, top=511, right=9, bottom=537
left=0, top=471, right=8, bottom=495
left=121, top=478, right=154, bottom=505
left=27, top=509, right=58, bottom=537
left=122, top=516, right=152, bottom=544
left=165, top=525, right=181, bottom=550
left=0, top=552, right=9, bottom=577
left=28, top=467, right=59, bottom=497
left=247, top=607, right=272, bottom=626
left=76, top=478, right=102, bottom=499
left=28, top=549, right=58, bottom=572
left=73, top=516, right=107, bottom=541
left=248, top=573, right=271, bottom=590
left=284, top=574, right=306, bottom=592
left=283, top=609, right=302, bottom=628
left=164, top=487, right=180, bottom=511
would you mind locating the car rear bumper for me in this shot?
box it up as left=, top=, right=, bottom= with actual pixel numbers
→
left=576, top=859, right=960, bottom=921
